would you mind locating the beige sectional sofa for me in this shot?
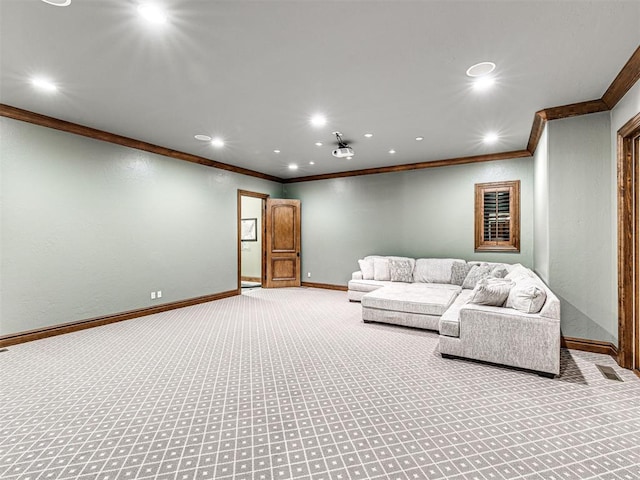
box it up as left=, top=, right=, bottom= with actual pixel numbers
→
left=348, top=256, right=561, bottom=377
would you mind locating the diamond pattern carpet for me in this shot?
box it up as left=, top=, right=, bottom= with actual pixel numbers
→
left=1, top=287, right=639, bottom=480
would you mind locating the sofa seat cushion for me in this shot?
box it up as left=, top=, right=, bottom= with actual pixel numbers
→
left=362, top=283, right=461, bottom=316
left=439, top=289, right=473, bottom=338
left=348, top=279, right=395, bottom=293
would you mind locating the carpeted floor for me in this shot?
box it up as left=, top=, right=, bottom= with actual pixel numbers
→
left=1, top=287, right=638, bottom=480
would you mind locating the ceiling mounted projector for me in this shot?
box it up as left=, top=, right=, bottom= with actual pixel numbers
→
left=331, top=132, right=355, bottom=158
left=332, top=146, right=354, bottom=158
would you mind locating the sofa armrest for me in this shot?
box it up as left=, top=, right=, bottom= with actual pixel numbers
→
left=352, top=271, right=363, bottom=280
left=456, top=304, right=560, bottom=375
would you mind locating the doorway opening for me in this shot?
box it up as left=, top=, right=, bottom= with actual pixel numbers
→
left=617, top=112, right=640, bottom=376
left=237, top=190, right=302, bottom=292
left=238, top=190, right=268, bottom=292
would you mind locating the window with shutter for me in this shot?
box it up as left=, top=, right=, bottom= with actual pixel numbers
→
left=475, top=180, right=520, bottom=252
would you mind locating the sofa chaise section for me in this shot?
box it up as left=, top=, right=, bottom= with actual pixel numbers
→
left=362, top=283, right=461, bottom=330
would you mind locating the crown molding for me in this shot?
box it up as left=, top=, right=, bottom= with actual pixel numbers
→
left=602, top=45, right=640, bottom=109
left=0, top=104, right=283, bottom=183
left=527, top=46, right=640, bottom=155
left=542, top=99, right=610, bottom=121
left=283, top=150, right=532, bottom=183
left=526, top=99, right=610, bottom=154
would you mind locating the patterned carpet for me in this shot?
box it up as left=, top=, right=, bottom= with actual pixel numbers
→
left=1, top=287, right=638, bottom=480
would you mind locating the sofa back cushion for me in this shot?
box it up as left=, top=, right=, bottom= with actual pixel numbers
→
left=413, top=258, right=464, bottom=284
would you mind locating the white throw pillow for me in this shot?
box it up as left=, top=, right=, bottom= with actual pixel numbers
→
left=373, top=257, right=391, bottom=281
left=468, top=278, right=514, bottom=306
left=505, top=264, right=534, bottom=281
left=506, top=279, right=547, bottom=314
left=358, top=258, right=375, bottom=280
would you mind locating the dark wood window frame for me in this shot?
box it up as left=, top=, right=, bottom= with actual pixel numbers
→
left=475, top=180, right=521, bottom=253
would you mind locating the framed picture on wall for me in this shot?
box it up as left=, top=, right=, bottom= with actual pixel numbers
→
left=241, top=218, right=257, bottom=241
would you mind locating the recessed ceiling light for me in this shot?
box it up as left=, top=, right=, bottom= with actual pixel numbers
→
left=364, top=133, right=373, bottom=138
left=137, top=3, right=167, bottom=24
left=273, top=149, right=281, bottom=154
left=194, top=134, right=212, bottom=141
left=389, top=149, right=396, bottom=154
left=309, top=161, right=315, bottom=165
left=346, top=156, right=353, bottom=160
left=466, top=61, right=496, bottom=77
left=310, top=114, right=327, bottom=127
left=41, top=0, right=71, bottom=6
left=415, top=136, right=424, bottom=141
left=315, top=142, right=323, bottom=146
left=473, top=76, right=496, bottom=91
left=211, top=137, right=224, bottom=148
left=288, top=164, right=298, bottom=170
left=31, top=77, right=58, bottom=92
left=483, top=133, right=499, bottom=144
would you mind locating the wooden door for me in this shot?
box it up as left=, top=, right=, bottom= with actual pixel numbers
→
left=265, top=199, right=301, bottom=288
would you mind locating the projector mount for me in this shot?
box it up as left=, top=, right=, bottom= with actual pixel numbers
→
left=331, top=131, right=355, bottom=158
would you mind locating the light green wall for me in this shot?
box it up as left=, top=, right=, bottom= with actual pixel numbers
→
left=240, top=196, right=262, bottom=279
left=0, top=117, right=282, bottom=336
left=533, top=125, right=549, bottom=282
left=544, top=112, right=614, bottom=343
left=285, top=158, right=534, bottom=285
left=4, top=96, right=634, bottom=345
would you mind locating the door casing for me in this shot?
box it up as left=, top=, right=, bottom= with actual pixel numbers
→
left=617, top=112, right=640, bottom=375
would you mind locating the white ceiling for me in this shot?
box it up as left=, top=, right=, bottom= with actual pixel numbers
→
left=1, top=0, right=639, bottom=180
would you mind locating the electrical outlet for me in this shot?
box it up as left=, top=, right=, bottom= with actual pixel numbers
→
left=307, top=272, right=311, bottom=278
left=151, top=292, right=156, bottom=300
left=157, top=290, right=162, bottom=298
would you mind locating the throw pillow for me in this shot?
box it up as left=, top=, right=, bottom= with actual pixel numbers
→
left=358, top=258, right=375, bottom=280
left=373, top=257, right=391, bottom=281
left=491, top=265, right=509, bottom=279
left=468, top=278, right=514, bottom=306
left=505, top=264, right=534, bottom=281
left=462, top=264, right=492, bottom=289
left=506, top=279, right=547, bottom=313
left=450, top=261, right=472, bottom=286
left=389, top=259, right=413, bottom=283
